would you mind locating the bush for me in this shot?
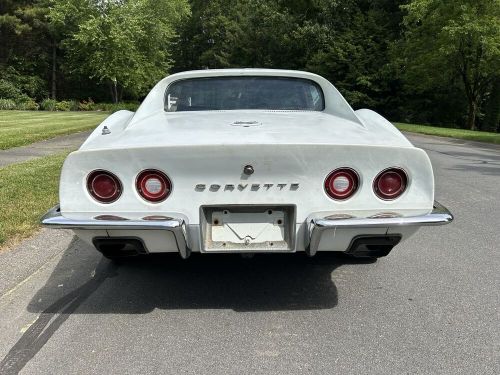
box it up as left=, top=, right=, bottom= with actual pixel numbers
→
left=16, top=98, right=39, bottom=111
left=35, top=98, right=139, bottom=112
left=0, top=67, right=47, bottom=100
left=78, top=98, right=95, bottom=111
left=0, top=99, right=16, bottom=110
left=0, top=79, right=28, bottom=101
left=55, top=100, right=71, bottom=111
left=69, top=100, right=80, bottom=111
left=91, top=102, right=140, bottom=112
left=40, top=99, right=57, bottom=111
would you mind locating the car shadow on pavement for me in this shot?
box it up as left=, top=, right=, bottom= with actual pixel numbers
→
left=27, top=237, right=375, bottom=315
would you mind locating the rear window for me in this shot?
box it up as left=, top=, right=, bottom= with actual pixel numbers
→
left=165, top=76, right=325, bottom=112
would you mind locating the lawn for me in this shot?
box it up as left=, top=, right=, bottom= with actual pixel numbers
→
left=395, top=123, right=500, bottom=145
left=0, top=111, right=108, bottom=150
left=0, top=152, right=67, bottom=249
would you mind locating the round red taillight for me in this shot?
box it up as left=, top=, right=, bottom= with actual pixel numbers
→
left=374, top=168, right=408, bottom=200
left=87, top=170, right=122, bottom=203
left=136, top=169, right=171, bottom=202
left=324, top=168, right=359, bottom=200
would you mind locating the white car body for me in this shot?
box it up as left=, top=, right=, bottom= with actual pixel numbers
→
left=42, top=69, right=452, bottom=259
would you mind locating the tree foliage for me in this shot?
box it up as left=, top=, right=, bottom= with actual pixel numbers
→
left=0, top=0, right=499, bottom=131
left=400, top=0, right=500, bottom=129
left=50, top=0, right=190, bottom=102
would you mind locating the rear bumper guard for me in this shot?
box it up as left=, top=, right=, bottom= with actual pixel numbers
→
left=41, top=205, right=190, bottom=259
left=306, top=201, right=453, bottom=256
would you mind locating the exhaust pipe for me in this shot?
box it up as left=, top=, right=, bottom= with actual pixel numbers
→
left=92, top=237, right=147, bottom=258
left=346, top=235, right=402, bottom=258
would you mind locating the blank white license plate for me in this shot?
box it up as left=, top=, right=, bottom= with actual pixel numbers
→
left=201, top=206, right=295, bottom=252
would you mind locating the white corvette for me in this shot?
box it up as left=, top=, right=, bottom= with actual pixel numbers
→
left=41, top=69, right=452, bottom=260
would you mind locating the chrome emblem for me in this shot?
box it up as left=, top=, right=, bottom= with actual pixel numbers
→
left=195, top=183, right=299, bottom=191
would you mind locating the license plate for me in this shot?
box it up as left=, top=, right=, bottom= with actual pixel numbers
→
left=200, top=205, right=295, bottom=252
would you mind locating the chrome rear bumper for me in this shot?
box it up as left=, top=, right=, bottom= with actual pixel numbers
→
left=41, top=201, right=452, bottom=258
left=41, top=205, right=190, bottom=258
left=305, top=201, right=453, bottom=256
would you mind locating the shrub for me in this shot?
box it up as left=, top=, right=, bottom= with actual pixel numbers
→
left=40, top=99, right=57, bottom=111
left=16, top=98, right=39, bottom=111
left=69, top=100, right=80, bottom=111
left=0, top=98, right=16, bottom=110
left=91, top=102, right=140, bottom=112
left=78, top=98, right=95, bottom=111
left=0, top=79, right=28, bottom=101
left=55, top=100, right=71, bottom=111
left=120, top=102, right=140, bottom=112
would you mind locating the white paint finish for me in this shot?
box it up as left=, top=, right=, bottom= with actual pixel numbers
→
left=317, top=227, right=388, bottom=252
left=81, top=110, right=410, bottom=151
left=80, top=110, right=134, bottom=150
left=60, top=144, right=434, bottom=222
left=56, top=69, right=437, bottom=253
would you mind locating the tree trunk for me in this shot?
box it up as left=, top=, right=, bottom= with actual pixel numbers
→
left=109, top=80, right=119, bottom=103
left=466, top=99, right=478, bottom=130
left=117, top=85, right=123, bottom=102
left=51, top=42, right=57, bottom=100
left=113, top=81, right=118, bottom=104
left=484, top=77, right=500, bottom=132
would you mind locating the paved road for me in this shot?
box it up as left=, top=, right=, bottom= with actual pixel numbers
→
left=0, top=134, right=498, bottom=374
left=0, top=131, right=91, bottom=168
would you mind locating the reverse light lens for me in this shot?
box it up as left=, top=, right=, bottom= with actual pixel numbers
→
left=325, top=168, right=359, bottom=200
left=136, top=169, right=171, bottom=202
left=87, top=170, right=122, bottom=203
left=374, top=168, right=408, bottom=200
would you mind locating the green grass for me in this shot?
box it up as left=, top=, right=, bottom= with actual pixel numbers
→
left=0, top=111, right=108, bottom=150
left=0, top=152, right=67, bottom=249
left=395, top=123, right=500, bottom=145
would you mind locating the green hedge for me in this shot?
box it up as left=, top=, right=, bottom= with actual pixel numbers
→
left=0, top=97, right=140, bottom=112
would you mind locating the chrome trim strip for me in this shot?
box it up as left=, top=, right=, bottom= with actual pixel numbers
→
left=306, top=200, right=453, bottom=256
left=41, top=205, right=190, bottom=259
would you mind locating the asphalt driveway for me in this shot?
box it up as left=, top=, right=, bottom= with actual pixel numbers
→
left=0, top=131, right=91, bottom=168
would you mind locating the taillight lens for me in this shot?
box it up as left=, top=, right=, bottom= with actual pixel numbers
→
left=374, top=168, right=408, bottom=200
left=324, top=168, right=359, bottom=200
left=136, top=169, right=171, bottom=202
left=87, top=170, right=122, bottom=203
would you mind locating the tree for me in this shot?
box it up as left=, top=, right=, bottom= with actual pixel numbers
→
left=51, top=0, right=190, bottom=103
left=401, top=0, right=500, bottom=130
left=0, top=0, right=52, bottom=100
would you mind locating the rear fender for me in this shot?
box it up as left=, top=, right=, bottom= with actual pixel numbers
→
left=79, top=110, right=135, bottom=151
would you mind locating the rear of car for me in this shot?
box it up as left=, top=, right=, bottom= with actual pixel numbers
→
left=41, top=69, right=452, bottom=259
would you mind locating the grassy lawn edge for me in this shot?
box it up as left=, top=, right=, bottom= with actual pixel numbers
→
left=395, top=123, right=500, bottom=145
left=0, top=111, right=109, bottom=150
left=0, top=152, right=68, bottom=251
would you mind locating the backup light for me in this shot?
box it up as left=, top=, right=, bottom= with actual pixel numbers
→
left=136, top=169, right=171, bottom=202
left=324, top=168, right=359, bottom=200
